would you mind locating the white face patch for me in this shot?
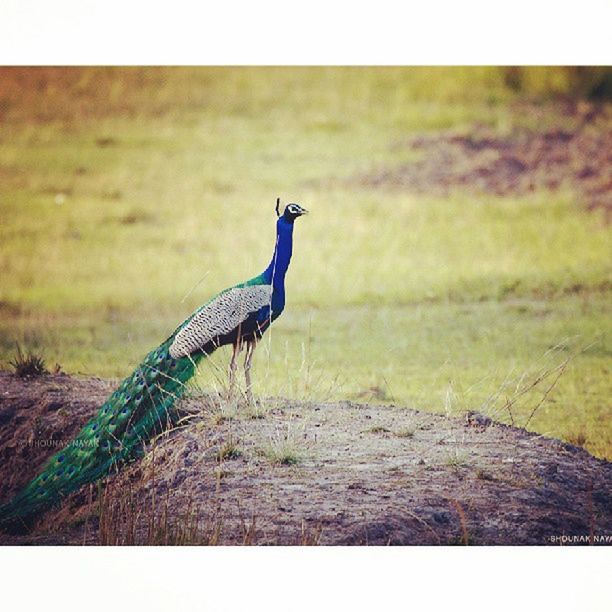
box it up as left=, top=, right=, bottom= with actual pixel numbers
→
left=169, top=284, right=272, bottom=358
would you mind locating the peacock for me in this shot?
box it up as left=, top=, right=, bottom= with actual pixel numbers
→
left=0, top=199, right=308, bottom=532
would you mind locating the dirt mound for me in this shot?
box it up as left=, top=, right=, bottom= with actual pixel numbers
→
left=359, top=103, right=611, bottom=219
left=0, top=372, right=610, bottom=545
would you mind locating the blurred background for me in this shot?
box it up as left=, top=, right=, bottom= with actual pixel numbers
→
left=0, top=67, right=610, bottom=457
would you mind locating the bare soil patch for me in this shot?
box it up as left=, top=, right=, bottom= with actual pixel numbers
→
left=359, top=102, right=611, bottom=219
left=0, top=372, right=610, bottom=545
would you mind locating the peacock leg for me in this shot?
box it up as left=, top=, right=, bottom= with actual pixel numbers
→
left=227, top=341, right=241, bottom=400
left=244, top=339, right=257, bottom=405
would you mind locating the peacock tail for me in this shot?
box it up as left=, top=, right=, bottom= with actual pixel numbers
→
left=0, top=320, right=209, bottom=532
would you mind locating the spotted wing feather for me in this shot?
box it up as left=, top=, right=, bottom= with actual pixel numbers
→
left=169, top=284, right=272, bottom=358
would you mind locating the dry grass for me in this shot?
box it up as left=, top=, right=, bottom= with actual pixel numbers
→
left=98, top=482, right=222, bottom=546
left=394, top=424, right=418, bottom=438
left=260, top=423, right=306, bottom=466
left=365, top=426, right=392, bottom=434
left=448, top=498, right=471, bottom=546
left=443, top=450, right=470, bottom=470
left=211, top=405, right=238, bottom=426
left=566, top=429, right=589, bottom=448
left=217, top=437, right=243, bottom=461
left=9, top=344, right=48, bottom=378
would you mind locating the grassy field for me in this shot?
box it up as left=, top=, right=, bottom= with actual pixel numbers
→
left=0, top=67, right=610, bottom=458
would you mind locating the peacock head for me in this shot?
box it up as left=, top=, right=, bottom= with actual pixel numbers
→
left=276, top=198, right=308, bottom=223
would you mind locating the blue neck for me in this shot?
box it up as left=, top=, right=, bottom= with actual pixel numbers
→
left=262, top=217, right=294, bottom=312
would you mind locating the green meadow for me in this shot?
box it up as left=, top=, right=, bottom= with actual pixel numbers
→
left=0, top=67, right=610, bottom=458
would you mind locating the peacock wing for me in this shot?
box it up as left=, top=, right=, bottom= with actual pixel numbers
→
left=169, top=284, right=272, bottom=358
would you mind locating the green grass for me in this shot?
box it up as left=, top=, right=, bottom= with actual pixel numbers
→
left=1, top=67, right=610, bottom=458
